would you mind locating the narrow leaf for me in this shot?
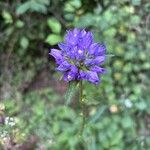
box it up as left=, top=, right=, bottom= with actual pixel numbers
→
left=89, top=106, right=107, bottom=123
left=65, top=82, right=77, bottom=105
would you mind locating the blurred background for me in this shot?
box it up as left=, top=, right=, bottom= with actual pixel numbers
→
left=0, top=0, right=150, bottom=149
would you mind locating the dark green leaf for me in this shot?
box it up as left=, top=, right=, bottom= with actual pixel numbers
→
left=16, top=2, right=31, bottom=15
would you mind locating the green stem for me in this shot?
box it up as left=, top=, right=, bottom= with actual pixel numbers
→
left=79, top=80, right=85, bottom=134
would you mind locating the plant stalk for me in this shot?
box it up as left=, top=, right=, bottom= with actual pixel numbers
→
left=79, top=80, right=85, bottom=134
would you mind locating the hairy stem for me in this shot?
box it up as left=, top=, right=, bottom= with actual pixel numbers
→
left=79, top=80, right=85, bottom=134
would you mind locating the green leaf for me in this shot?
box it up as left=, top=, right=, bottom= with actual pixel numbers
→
left=20, top=37, right=29, bottom=49
left=64, top=3, right=75, bottom=12
left=104, top=28, right=117, bottom=38
left=90, top=136, right=96, bottom=150
left=70, top=0, right=82, bottom=9
left=15, top=20, right=24, bottom=28
left=16, top=0, right=50, bottom=15
left=64, top=82, right=77, bottom=105
left=130, top=15, right=141, bottom=25
left=122, top=117, right=133, bottom=128
left=75, top=13, right=95, bottom=27
left=64, top=13, right=74, bottom=21
left=45, top=34, right=62, bottom=45
left=47, top=18, right=61, bottom=33
left=110, top=130, right=123, bottom=145
left=131, top=0, right=141, bottom=6
left=87, top=136, right=96, bottom=150
left=2, top=10, right=13, bottom=24
left=29, top=1, right=47, bottom=13
left=16, top=2, right=30, bottom=15
left=135, top=101, right=147, bottom=110
left=89, top=106, right=107, bottom=123
left=39, top=0, right=50, bottom=5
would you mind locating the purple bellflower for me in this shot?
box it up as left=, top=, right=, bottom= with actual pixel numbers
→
left=50, top=28, right=106, bottom=84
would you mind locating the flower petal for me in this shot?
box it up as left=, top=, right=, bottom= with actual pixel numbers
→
left=89, top=43, right=106, bottom=56
left=88, top=43, right=99, bottom=55
left=63, top=72, right=76, bottom=82
left=63, top=66, right=78, bottom=81
left=65, top=29, right=80, bottom=46
left=94, top=56, right=106, bottom=64
left=97, top=44, right=106, bottom=56
left=56, top=61, right=71, bottom=71
left=78, top=70, right=87, bottom=80
left=90, top=66, right=107, bottom=74
left=50, top=49, right=64, bottom=64
left=58, top=43, right=69, bottom=52
left=83, top=31, right=93, bottom=49
left=78, top=30, right=93, bottom=49
left=86, top=71, right=100, bottom=84
left=70, top=65, right=78, bottom=73
left=84, top=56, right=106, bottom=66
left=74, top=47, right=85, bottom=60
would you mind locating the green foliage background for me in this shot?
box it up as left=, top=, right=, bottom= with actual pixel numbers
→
left=0, top=0, right=150, bottom=149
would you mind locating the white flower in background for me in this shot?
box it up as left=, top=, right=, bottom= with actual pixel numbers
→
left=5, top=117, right=16, bottom=127
left=0, top=130, right=8, bottom=138
left=124, top=99, right=133, bottom=108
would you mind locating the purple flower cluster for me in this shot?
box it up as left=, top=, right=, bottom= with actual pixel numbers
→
left=50, top=28, right=106, bottom=84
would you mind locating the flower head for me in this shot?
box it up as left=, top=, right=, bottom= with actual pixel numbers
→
left=49, top=28, right=106, bottom=84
